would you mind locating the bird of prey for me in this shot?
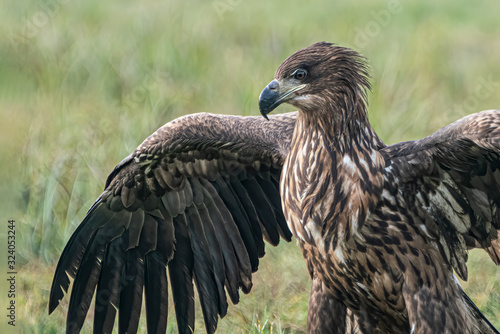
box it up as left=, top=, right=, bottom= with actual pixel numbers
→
left=49, top=42, right=500, bottom=333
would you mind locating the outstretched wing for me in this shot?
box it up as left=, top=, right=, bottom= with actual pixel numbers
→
left=49, top=112, right=297, bottom=334
left=382, top=109, right=500, bottom=280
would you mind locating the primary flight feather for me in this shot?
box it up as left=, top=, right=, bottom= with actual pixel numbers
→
left=50, top=42, right=500, bottom=333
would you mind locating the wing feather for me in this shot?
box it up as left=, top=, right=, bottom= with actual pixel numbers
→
left=240, top=175, right=281, bottom=245
left=93, top=237, right=127, bottom=334
left=383, top=110, right=500, bottom=279
left=199, top=178, right=253, bottom=292
left=228, top=175, right=266, bottom=257
left=253, top=169, right=292, bottom=241
left=50, top=112, right=297, bottom=333
left=118, top=248, right=144, bottom=334
left=168, top=216, right=195, bottom=334
left=119, top=214, right=158, bottom=333
left=183, top=209, right=220, bottom=333
left=195, top=203, right=228, bottom=316
left=144, top=251, right=169, bottom=334
left=199, top=182, right=242, bottom=304
left=213, top=176, right=260, bottom=271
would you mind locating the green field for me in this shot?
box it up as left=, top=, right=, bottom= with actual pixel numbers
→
left=1, top=0, right=500, bottom=332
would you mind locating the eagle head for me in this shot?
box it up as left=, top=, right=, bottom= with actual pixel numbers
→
left=259, top=42, right=371, bottom=119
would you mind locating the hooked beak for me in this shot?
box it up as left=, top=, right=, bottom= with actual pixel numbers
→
left=258, top=79, right=306, bottom=119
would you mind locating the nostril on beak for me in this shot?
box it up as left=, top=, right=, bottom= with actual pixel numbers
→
left=268, top=80, right=279, bottom=91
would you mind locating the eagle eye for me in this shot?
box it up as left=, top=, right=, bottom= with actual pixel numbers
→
left=293, top=69, right=307, bottom=80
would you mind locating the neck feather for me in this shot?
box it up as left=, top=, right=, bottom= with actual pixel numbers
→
left=296, top=94, right=383, bottom=155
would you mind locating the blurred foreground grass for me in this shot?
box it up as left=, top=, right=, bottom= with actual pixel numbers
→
left=1, top=0, right=500, bottom=332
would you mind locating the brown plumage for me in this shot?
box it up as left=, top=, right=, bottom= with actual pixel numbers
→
left=49, top=42, right=500, bottom=333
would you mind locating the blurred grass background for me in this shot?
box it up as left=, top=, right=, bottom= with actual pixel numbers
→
left=1, top=0, right=500, bottom=332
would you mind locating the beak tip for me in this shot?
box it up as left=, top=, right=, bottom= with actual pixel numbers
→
left=258, top=83, right=279, bottom=119
left=259, top=106, right=270, bottom=120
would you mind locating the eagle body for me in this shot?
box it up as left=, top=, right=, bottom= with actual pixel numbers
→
left=266, top=43, right=500, bottom=333
left=50, top=42, right=500, bottom=333
left=282, top=111, right=482, bottom=332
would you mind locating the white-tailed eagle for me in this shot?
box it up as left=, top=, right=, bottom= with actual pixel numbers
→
left=50, top=42, right=500, bottom=333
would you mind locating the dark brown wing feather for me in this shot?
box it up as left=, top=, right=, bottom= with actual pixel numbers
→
left=382, top=109, right=500, bottom=280
left=49, top=112, right=297, bottom=334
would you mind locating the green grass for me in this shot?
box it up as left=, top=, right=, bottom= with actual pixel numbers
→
left=1, top=0, right=500, bottom=332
